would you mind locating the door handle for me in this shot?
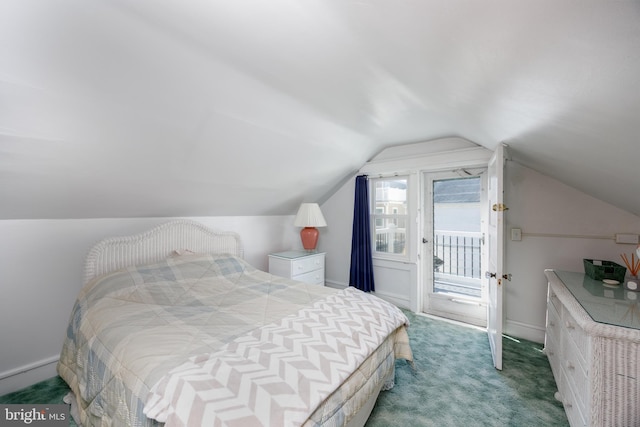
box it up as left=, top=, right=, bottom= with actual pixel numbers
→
left=422, top=237, right=428, bottom=244
left=485, top=272, right=512, bottom=281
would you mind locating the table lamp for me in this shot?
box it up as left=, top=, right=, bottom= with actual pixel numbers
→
left=294, top=203, right=327, bottom=251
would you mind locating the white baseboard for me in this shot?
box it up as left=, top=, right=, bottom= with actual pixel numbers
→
left=371, top=291, right=411, bottom=310
left=505, top=319, right=545, bottom=344
left=0, top=356, right=59, bottom=396
left=324, top=279, right=347, bottom=289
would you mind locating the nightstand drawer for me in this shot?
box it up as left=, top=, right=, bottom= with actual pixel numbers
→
left=268, top=251, right=326, bottom=286
left=293, top=268, right=325, bottom=286
left=291, top=255, right=324, bottom=275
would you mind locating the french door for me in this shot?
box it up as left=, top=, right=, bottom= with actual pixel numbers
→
left=422, top=170, right=488, bottom=327
left=421, top=144, right=507, bottom=370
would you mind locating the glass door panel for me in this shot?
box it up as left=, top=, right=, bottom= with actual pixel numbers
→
left=423, top=171, right=487, bottom=327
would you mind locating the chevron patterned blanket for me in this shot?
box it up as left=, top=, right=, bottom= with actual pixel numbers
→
left=144, top=287, right=410, bottom=427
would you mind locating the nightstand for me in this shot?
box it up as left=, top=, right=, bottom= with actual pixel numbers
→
left=268, top=250, right=325, bottom=286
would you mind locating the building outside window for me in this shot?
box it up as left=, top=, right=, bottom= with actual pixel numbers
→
left=371, top=177, right=408, bottom=258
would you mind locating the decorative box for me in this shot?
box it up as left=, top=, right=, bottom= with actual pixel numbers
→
left=583, top=259, right=626, bottom=282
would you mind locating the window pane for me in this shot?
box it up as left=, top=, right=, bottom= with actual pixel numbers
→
left=372, top=177, right=408, bottom=258
left=432, top=177, right=482, bottom=280
left=374, top=179, right=407, bottom=214
left=374, top=218, right=407, bottom=255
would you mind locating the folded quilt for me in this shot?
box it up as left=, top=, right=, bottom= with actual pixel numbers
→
left=144, top=287, right=411, bottom=427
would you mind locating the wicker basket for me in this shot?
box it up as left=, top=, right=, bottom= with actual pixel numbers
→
left=583, top=259, right=627, bottom=282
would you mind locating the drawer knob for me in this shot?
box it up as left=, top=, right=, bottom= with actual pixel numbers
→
left=566, top=361, right=574, bottom=370
left=565, top=321, right=575, bottom=330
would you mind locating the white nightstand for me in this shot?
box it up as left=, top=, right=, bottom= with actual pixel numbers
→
left=268, top=250, right=325, bottom=286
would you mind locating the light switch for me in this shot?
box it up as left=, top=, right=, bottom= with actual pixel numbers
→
left=511, top=228, right=522, bottom=241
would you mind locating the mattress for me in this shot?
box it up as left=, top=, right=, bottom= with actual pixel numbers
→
left=57, top=253, right=412, bottom=426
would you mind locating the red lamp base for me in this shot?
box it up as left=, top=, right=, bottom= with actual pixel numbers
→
left=300, top=227, right=319, bottom=250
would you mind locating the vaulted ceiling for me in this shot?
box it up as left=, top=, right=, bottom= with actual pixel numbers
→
left=2, top=1, right=639, bottom=219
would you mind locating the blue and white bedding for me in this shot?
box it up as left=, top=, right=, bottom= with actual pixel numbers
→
left=57, top=254, right=412, bottom=427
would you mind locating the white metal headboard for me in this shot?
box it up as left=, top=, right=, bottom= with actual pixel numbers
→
left=83, top=219, right=244, bottom=285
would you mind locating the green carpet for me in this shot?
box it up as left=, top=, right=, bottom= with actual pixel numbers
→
left=1, top=311, right=568, bottom=426
left=366, top=310, right=568, bottom=426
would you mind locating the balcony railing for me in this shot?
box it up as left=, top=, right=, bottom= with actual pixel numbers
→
left=375, top=225, right=406, bottom=255
left=373, top=229, right=482, bottom=273
left=433, top=231, right=482, bottom=297
left=374, top=228, right=482, bottom=296
left=433, top=231, right=482, bottom=278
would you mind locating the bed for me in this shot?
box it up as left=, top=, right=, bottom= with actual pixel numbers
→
left=57, top=219, right=413, bottom=427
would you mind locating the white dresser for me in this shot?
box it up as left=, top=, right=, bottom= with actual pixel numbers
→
left=544, top=269, right=640, bottom=427
left=268, top=251, right=325, bottom=286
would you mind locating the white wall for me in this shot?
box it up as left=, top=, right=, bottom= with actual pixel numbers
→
left=321, top=154, right=640, bottom=344
left=504, top=162, right=640, bottom=341
left=0, top=216, right=299, bottom=395
left=320, top=174, right=356, bottom=289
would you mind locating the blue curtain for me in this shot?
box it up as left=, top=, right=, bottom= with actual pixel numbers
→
left=349, top=175, right=375, bottom=292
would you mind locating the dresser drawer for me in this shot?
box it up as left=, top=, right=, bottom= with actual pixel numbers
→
left=548, top=286, right=563, bottom=318
left=545, top=304, right=562, bottom=377
left=557, top=369, right=588, bottom=427
left=563, top=309, right=588, bottom=369
left=546, top=300, right=562, bottom=348
left=563, top=337, right=589, bottom=416
left=545, top=333, right=561, bottom=381
left=291, top=255, right=324, bottom=275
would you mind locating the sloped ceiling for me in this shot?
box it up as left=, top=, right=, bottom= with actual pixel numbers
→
left=1, top=0, right=639, bottom=219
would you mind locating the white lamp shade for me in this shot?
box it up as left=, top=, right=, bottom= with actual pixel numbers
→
left=294, top=203, right=327, bottom=227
